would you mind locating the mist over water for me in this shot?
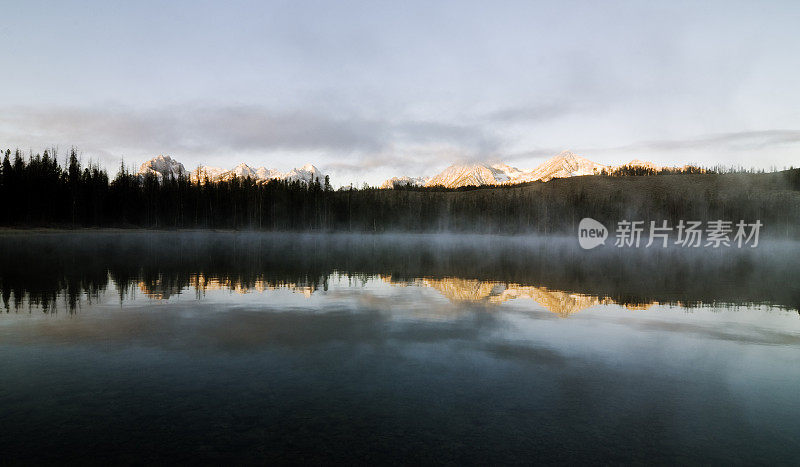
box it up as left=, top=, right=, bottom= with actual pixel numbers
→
left=1, top=232, right=800, bottom=463
left=2, top=231, right=799, bottom=313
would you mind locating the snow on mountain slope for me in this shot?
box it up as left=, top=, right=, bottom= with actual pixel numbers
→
left=138, top=155, right=187, bottom=181
left=380, top=176, right=430, bottom=189
left=424, top=163, right=524, bottom=188
left=490, top=163, right=523, bottom=182
left=191, top=166, right=226, bottom=182
left=140, top=152, right=661, bottom=189
left=187, top=162, right=326, bottom=185
left=515, top=151, right=608, bottom=183
left=255, top=167, right=283, bottom=180
left=284, top=164, right=325, bottom=184
left=421, top=153, right=608, bottom=188
left=228, top=163, right=257, bottom=179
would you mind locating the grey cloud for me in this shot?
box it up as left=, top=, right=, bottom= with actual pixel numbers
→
left=482, top=101, right=584, bottom=124
left=503, top=130, right=800, bottom=170
left=1, top=105, right=388, bottom=154
left=326, top=144, right=503, bottom=177
left=326, top=155, right=410, bottom=172
left=0, top=104, right=516, bottom=175
left=0, top=104, right=508, bottom=163
left=597, top=130, right=800, bottom=154
left=394, top=120, right=498, bottom=149
left=498, top=148, right=570, bottom=169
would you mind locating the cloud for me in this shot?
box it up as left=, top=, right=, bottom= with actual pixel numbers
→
left=481, top=101, right=585, bottom=124
left=0, top=103, right=536, bottom=181
left=324, top=142, right=509, bottom=178
left=0, top=103, right=509, bottom=171
left=1, top=104, right=387, bottom=154
left=488, top=129, right=800, bottom=172
left=596, top=130, right=800, bottom=154
left=7, top=103, right=796, bottom=181
left=394, top=120, right=498, bottom=151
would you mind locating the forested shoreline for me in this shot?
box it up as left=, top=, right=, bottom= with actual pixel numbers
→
left=2, top=148, right=800, bottom=236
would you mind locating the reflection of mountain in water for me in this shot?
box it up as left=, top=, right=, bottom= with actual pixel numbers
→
left=137, top=273, right=683, bottom=317
left=388, top=277, right=607, bottom=316
left=391, top=277, right=658, bottom=316
left=1, top=232, right=799, bottom=314
left=138, top=273, right=611, bottom=316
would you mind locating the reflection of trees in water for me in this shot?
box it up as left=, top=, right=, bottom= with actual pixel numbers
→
left=140, top=274, right=323, bottom=300
left=1, top=232, right=799, bottom=314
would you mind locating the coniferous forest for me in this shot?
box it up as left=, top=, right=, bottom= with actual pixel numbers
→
left=2, top=147, right=800, bottom=236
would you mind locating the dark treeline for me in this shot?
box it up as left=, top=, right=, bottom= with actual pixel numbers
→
left=601, top=163, right=797, bottom=177
left=600, top=164, right=707, bottom=176
left=0, top=147, right=336, bottom=230
left=2, top=147, right=800, bottom=235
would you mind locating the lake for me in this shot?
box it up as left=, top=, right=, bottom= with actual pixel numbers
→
left=1, top=232, right=799, bottom=464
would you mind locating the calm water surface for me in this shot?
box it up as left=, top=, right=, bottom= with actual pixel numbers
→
left=1, top=232, right=799, bottom=464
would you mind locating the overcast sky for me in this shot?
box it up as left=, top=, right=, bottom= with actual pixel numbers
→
left=2, top=0, right=799, bottom=186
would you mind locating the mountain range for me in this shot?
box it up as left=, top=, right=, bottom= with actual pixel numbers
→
left=138, top=156, right=326, bottom=185
left=384, top=151, right=660, bottom=189
left=138, top=151, right=662, bottom=189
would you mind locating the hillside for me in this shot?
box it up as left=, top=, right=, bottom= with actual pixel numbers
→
left=353, top=170, right=800, bottom=235
left=2, top=147, right=798, bottom=236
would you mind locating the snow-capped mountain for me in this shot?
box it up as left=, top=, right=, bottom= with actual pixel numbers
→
left=188, top=162, right=326, bottom=185
left=228, top=163, right=258, bottom=179
left=255, top=167, right=283, bottom=180
left=137, top=156, right=327, bottom=186
left=380, top=176, right=430, bottom=189
left=138, top=152, right=662, bottom=190
left=283, top=164, right=326, bottom=185
left=192, top=166, right=227, bottom=181
left=491, top=163, right=524, bottom=181
left=423, top=163, right=524, bottom=188
left=138, top=155, right=187, bottom=181
left=514, top=151, right=609, bottom=183
left=411, top=151, right=609, bottom=188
